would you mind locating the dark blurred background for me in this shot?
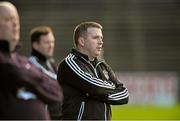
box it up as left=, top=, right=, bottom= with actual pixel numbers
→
left=7, top=0, right=180, bottom=104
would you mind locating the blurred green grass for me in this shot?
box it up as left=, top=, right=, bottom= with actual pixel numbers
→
left=112, top=104, right=180, bottom=120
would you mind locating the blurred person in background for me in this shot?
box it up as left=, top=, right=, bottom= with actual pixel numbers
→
left=0, top=1, right=63, bottom=120
left=29, top=26, right=62, bottom=119
left=57, top=21, right=129, bottom=120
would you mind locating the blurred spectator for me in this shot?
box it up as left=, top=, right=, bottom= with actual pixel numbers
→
left=29, top=26, right=62, bottom=119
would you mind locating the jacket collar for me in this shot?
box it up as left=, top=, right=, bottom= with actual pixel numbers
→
left=0, top=40, right=22, bottom=54
left=0, top=40, right=10, bottom=54
left=31, top=49, right=47, bottom=62
left=71, top=48, right=103, bottom=65
left=72, top=48, right=89, bottom=61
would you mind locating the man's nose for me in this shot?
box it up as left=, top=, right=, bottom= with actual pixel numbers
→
left=99, top=38, right=103, bottom=44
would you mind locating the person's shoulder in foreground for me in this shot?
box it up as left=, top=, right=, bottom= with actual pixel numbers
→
left=57, top=21, right=129, bottom=120
left=0, top=1, right=63, bottom=120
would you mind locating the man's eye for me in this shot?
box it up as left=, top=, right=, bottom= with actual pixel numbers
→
left=5, top=18, right=11, bottom=21
left=93, top=36, right=98, bottom=39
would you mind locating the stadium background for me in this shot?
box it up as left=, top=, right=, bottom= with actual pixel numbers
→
left=8, top=0, right=180, bottom=119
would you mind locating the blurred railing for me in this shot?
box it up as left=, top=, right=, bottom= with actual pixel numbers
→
left=116, top=71, right=178, bottom=106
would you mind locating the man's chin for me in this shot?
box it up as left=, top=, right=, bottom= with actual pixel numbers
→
left=97, top=52, right=101, bottom=55
left=12, top=37, right=19, bottom=43
left=46, top=54, right=53, bottom=58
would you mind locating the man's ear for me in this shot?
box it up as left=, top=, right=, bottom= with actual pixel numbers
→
left=78, top=37, right=85, bottom=47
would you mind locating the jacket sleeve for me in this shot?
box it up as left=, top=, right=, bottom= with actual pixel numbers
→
left=57, top=54, right=116, bottom=97
left=85, top=69, right=129, bottom=105
left=106, top=84, right=129, bottom=105
left=0, top=59, right=63, bottom=104
left=102, top=62, right=129, bottom=105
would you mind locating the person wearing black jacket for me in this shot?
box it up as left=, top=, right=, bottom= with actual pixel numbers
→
left=0, top=1, right=63, bottom=120
left=29, top=26, right=61, bottom=119
left=57, top=21, right=129, bottom=120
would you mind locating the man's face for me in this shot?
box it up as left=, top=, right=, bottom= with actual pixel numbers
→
left=0, top=3, right=20, bottom=51
left=83, top=27, right=103, bottom=60
left=34, top=32, right=55, bottom=58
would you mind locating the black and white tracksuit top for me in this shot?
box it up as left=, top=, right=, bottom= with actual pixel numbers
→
left=57, top=49, right=129, bottom=120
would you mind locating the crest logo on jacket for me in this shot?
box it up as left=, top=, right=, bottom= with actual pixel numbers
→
left=103, top=70, right=109, bottom=80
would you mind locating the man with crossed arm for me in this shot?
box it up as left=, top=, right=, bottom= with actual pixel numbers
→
left=57, top=21, right=129, bottom=120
